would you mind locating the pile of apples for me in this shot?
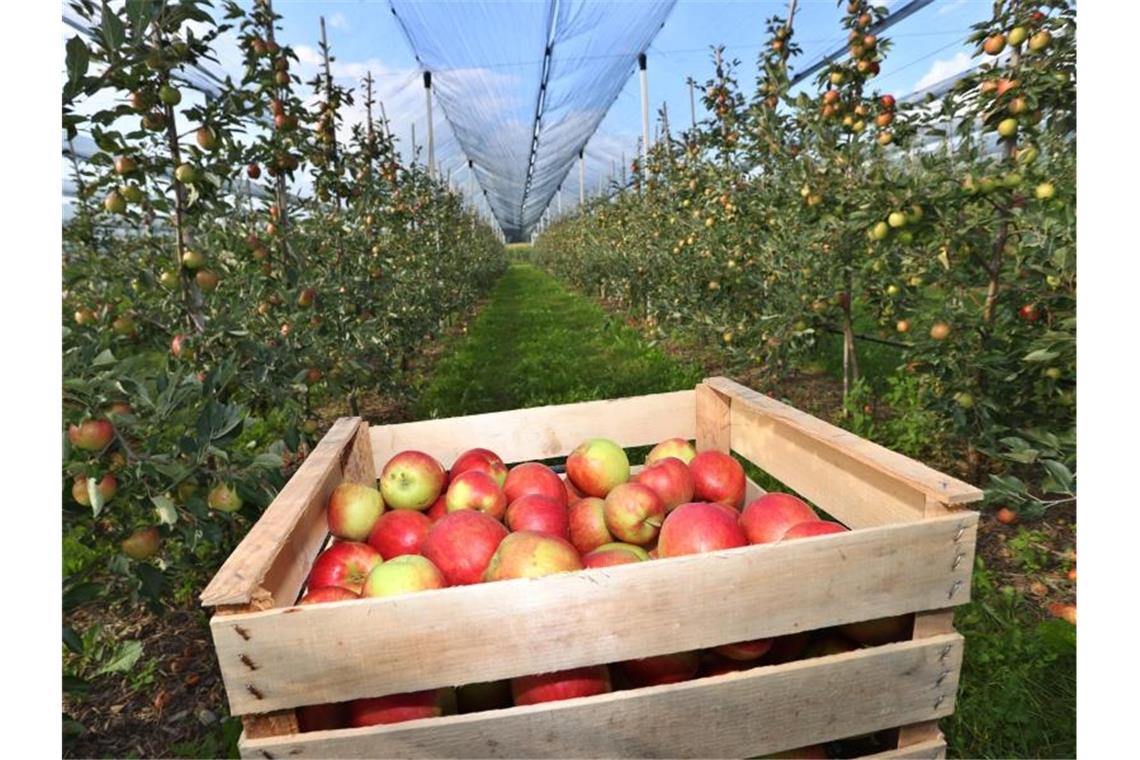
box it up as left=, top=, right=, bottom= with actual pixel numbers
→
left=294, top=437, right=908, bottom=733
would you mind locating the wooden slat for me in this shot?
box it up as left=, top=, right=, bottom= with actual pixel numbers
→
left=695, top=381, right=732, bottom=452
left=238, top=633, right=962, bottom=758
left=707, top=377, right=983, bottom=508
left=201, top=418, right=371, bottom=608
left=898, top=607, right=957, bottom=751
left=865, top=737, right=947, bottom=759
left=212, top=514, right=975, bottom=715
left=370, top=389, right=695, bottom=469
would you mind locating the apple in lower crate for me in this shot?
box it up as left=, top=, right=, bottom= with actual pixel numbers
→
left=568, top=497, right=614, bottom=554
left=380, top=450, right=446, bottom=511
left=308, top=542, right=382, bottom=594
left=839, top=614, right=914, bottom=646
left=326, top=482, right=384, bottom=541
left=741, top=493, right=819, bottom=545
left=297, top=702, right=348, bottom=732
left=511, top=665, right=612, bottom=706
left=367, top=509, right=432, bottom=559
left=483, top=531, right=582, bottom=581
left=426, top=493, right=448, bottom=523
left=422, top=511, right=509, bottom=585
left=619, top=650, right=700, bottom=688
left=700, top=654, right=754, bottom=678
left=645, top=437, right=697, bottom=465
left=781, top=521, right=848, bottom=540
left=299, top=587, right=359, bottom=604
left=503, top=462, right=567, bottom=508
left=362, top=555, right=446, bottom=598
left=713, top=638, right=774, bottom=661
left=566, top=438, right=630, bottom=497
left=632, top=456, right=694, bottom=512
left=583, top=542, right=650, bottom=568
left=449, top=447, right=508, bottom=487
left=689, top=451, right=746, bottom=508
left=603, top=482, right=665, bottom=545
left=657, top=502, right=747, bottom=558
left=505, top=494, right=570, bottom=539
left=446, top=469, right=508, bottom=520
left=456, top=680, right=514, bottom=714
left=347, top=689, right=447, bottom=727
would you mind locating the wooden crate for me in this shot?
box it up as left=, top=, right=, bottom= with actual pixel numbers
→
left=201, top=377, right=982, bottom=759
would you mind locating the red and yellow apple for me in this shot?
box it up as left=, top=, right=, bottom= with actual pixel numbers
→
left=657, top=502, right=747, bottom=558
left=483, top=531, right=582, bottom=581
left=740, top=493, right=819, bottom=544
left=422, top=511, right=508, bottom=585
left=347, top=689, right=446, bottom=726
left=503, top=462, right=567, bottom=508
left=380, top=450, right=446, bottom=511
left=566, top=438, right=630, bottom=497
left=689, top=451, right=746, bottom=508
left=603, top=482, right=665, bottom=546
left=567, top=497, right=614, bottom=554
left=298, top=587, right=359, bottom=604
left=632, top=457, right=694, bottom=512
left=327, top=482, right=384, bottom=541
left=362, top=555, right=446, bottom=598
left=446, top=469, right=508, bottom=520
left=69, top=419, right=115, bottom=451
left=619, top=651, right=700, bottom=688
left=367, top=509, right=432, bottom=559
left=645, top=438, right=697, bottom=465
left=582, top=542, right=650, bottom=568
left=449, top=448, right=508, bottom=488
left=781, top=521, right=848, bottom=540
left=308, top=541, right=382, bottom=594
left=510, top=665, right=611, bottom=706
left=713, top=638, right=773, bottom=661
left=505, top=494, right=570, bottom=539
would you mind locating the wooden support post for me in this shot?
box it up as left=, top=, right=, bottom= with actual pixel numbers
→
left=579, top=149, right=585, bottom=206
left=423, top=71, right=435, bottom=178
left=695, top=382, right=732, bottom=453
left=638, top=52, right=650, bottom=174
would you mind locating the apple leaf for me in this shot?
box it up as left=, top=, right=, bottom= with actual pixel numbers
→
left=152, top=494, right=178, bottom=527
left=92, top=349, right=118, bottom=367
left=63, top=626, right=84, bottom=655
left=1022, top=348, right=1058, bottom=363
left=65, top=36, right=90, bottom=96
left=252, top=452, right=284, bottom=469
left=88, top=477, right=106, bottom=518
left=95, top=640, right=143, bottom=676
left=100, top=2, right=125, bottom=59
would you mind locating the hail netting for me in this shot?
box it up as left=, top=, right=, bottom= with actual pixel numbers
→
left=389, top=0, right=677, bottom=241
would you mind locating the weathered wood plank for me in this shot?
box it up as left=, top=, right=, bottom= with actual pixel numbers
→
left=695, top=381, right=732, bottom=453
left=866, top=737, right=947, bottom=759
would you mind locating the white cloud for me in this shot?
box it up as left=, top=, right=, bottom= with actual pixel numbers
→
left=938, top=0, right=968, bottom=15
left=328, top=13, right=349, bottom=30
left=912, top=51, right=973, bottom=93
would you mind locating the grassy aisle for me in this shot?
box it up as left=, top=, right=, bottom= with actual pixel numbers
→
left=415, top=264, right=701, bottom=417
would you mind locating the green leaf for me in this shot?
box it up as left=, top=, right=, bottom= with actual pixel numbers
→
left=101, top=2, right=126, bottom=56
left=152, top=494, right=178, bottom=527
left=252, top=452, right=284, bottom=469
left=1040, top=459, right=1075, bottom=494
left=95, top=640, right=143, bottom=676
left=1023, top=349, right=1058, bottom=363
left=63, top=626, right=84, bottom=655
left=63, top=676, right=91, bottom=696
left=92, top=348, right=118, bottom=367
left=65, top=36, right=90, bottom=95
left=63, top=582, right=102, bottom=611
left=136, top=564, right=168, bottom=601
left=88, top=477, right=106, bottom=518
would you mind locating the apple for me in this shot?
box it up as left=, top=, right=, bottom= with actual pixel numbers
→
left=896, top=319, right=910, bottom=333
left=767, top=744, right=830, bottom=759
left=195, top=270, right=220, bottom=292
left=887, top=211, right=907, bottom=228
left=632, top=457, right=694, bottom=512
left=840, top=614, right=914, bottom=646
left=114, top=156, right=138, bottom=175
left=1029, top=30, right=1051, bottom=52
left=997, top=118, right=1018, bottom=138
left=740, top=493, right=819, bottom=544
left=298, top=287, right=317, bottom=308
left=582, top=542, right=650, bottom=568
left=562, top=475, right=586, bottom=505
left=619, top=651, right=700, bottom=688
left=505, top=495, right=570, bottom=539
left=73, top=474, right=118, bottom=506
left=362, top=555, right=446, bottom=598
left=781, top=521, right=849, bottom=540
left=425, top=493, right=449, bottom=523
left=159, top=83, right=182, bottom=105
left=367, top=509, right=432, bottom=559
left=181, top=249, right=206, bottom=269
left=196, top=126, right=219, bottom=151
left=995, top=507, right=1019, bottom=525
left=503, top=462, right=567, bottom=507
left=347, top=689, right=446, bottom=727
left=566, top=438, right=630, bottom=497
left=880, top=94, right=895, bottom=110
left=307, top=541, right=382, bottom=594
left=449, top=448, right=508, bottom=487
left=174, top=163, right=197, bottom=184
left=603, top=483, right=665, bottom=546
left=689, top=451, right=746, bottom=508
left=483, top=531, right=582, bottom=581
left=982, top=33, right=1006, bottom=56
left=297, top=702, right=348, bottom=732
left=1035, top=182, right=1055, bottom=201
left=121, top=526, right=160, bottom=560
left=422, top=511, right=508, bottom=585
left=298, top=587, right=359, bottom=605
left=456, top=680, right=513, bottom=714
left=870, top=221, right=889, bottom=241
left=327, top=482, right=384, bottom=541
left=380, top=451, right=446, bottom=511
left=567, top=497, right=614, bottom=554
left=657, top=502, right=747, bottom=558
left=69, top=419, right=115, bottom=451
left=510, top=665, right=611, bottom=706
left=930, top=322, right=951, bottom=340
left=713, top=638, right=774, bottom=662
left=446, top=470, right=508, bottom=520
left=644, top=438, right=697, bottom=465
left=247, top=163, right=261, bottom=179
left=700, top=654, right=753, bottom=678
left=207, top=483, right=243, bottom=513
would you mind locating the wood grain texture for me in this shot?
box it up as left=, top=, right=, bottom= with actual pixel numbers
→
left=238, top=633, right=962, bottom=758
left=695, top=381, right=732, bottom=453
left=201, top=418, right=369, bottom=608
left=866, top=737, right=947, bottom=759
left=370, top=390, right=696, bottom=470
left=707, top=377, right=983, bottom=508
left=898, top=608, right=958, bottom=750
left=213, top=514, right=976, bottom=715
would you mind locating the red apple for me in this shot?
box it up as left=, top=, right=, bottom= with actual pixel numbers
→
left=483, top=531, right=582, bottom=581
left=632, top=457, right=694, bottom=512
left=367, top=509, right=432, bottom=559
left=426, top=493, right=449, bottom=523
left=120, top=526, right=159, bottom=559
left=510, top=665, right=611, bottom=706
left=562, top=475, right=586, bottom=505
left=582, top=542, right=650, bottom=568
left=713, top=638, right=774, bottom=661
left=567, top=497, right=614, bottom=554
left=740, top=493, right=819, bottom=545
left=700, top=654, right=754, bottom=678
left=503, top=462, right=567, bottom=507
left=456, top=680, right=513, bottom=714
left=347, top=689, right=445, bottom=726
left=298, top=587, right=359, bottom=605
left=840, top=614, right=914, bottom=646
left=449, top=448, right=508, bottom=488
left=645, top=437, right=697, bottom=465
left=657, top=502, right=747, bottom=558
left=619, top=651, right=700, bottom=688
left=68, top=419, right=115, bottom=451
left=689, top=451, right=746, bottom=508
left=362, top=555, right=446, bottom=598
left=422, top=511, right=508, bottom=585
left=307, top=542, right=382, bottom=594
left=380, top=450, right=446, bottom=510
left=297, top=702, right=348, bottom=732
left=446, top=469, right=508, bottom=520
left=781, top=521, right=848, bottom=540
left=326, top=482, right=384, bottom=541
left=603, top=482, right=665, bottom=546
left=566, top=438, right=630, bottom=497
left=505, top=494, right=570, bottom=539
